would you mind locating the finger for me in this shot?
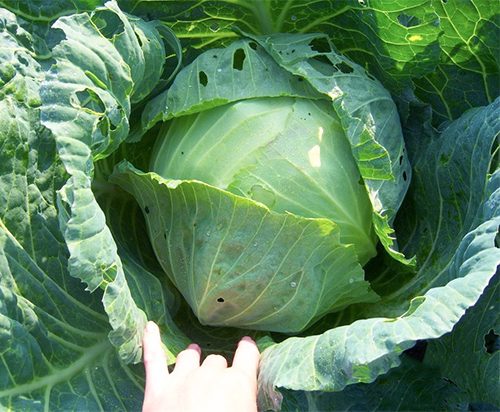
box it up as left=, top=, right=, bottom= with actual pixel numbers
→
left=232, top=336, right=260, bottom=374
left=172, top=343, right=201, bottom=375
left=143, top=321, right=169, bottom=383
left=201, top=354, right=228, bottom=369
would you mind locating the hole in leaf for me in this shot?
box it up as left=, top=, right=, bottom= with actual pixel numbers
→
left=144, top=206, right=150, bottom=214
left=489, top=133, right=499, bottom=175
left=307, top=56, right=336, bottom=76
left=484, top=329, right=499, bottom=354
left=398, top=13, right=422, bottom=28
left=108, top=108, right=124, bottom=131
left=135, top=29, right=151, bottom=50
left=199, top=71, right=208, bottom=87
left=399, top=155, right=404, bottom=165
left=217, top=297, right=225, bottom=303
left=90, top=116, right=111, bottom=152
left=308, top=37, right=332, bottom=53
left=335, top=62, right=354, bottom=73
left=249, top=42, right=258, bottom=50
left=91, top=10, right=125, bottom=40
left=233, top=48, right=246, bottom=71
left=403, top=171, right=408, bottom=181
left=71, top=88, right=106, bottom=114
left=15, top=51, right=29, bottom=67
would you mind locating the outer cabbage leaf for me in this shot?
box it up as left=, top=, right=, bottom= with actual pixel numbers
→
left=0, top=9, right=149, bottom=409
left=141, top=35, right=324, bottom=131
left=37, top=1, right=180, bottom=362
left=278, top=353, right=463, bottom=412
left=111, top=162, right=379, bottom=333
left=423, top=171, right=500, bottom=406
left=0, top=0, right=102, bottom=21
left=413, top=0, right=500, bottom=125
left=92, top=169, right=193, bottom=362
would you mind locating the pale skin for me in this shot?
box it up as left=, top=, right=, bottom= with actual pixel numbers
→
left=142, top=321, right=260, bottom=412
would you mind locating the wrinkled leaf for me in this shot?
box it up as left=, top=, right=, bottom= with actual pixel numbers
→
left=111, top=162, right=378, bottom=333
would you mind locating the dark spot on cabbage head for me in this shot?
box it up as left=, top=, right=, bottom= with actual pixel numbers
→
left=217, top=297, right=225, bottom=303
left=249, top=42, right=258, bottom=50
left=144, top=206, right=150, bottom=214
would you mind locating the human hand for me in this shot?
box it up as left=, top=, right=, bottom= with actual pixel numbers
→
left=142, top=321, right=260, bottom=412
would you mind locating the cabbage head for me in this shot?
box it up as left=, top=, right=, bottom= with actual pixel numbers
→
left=113, top=33, right=412, bottom=333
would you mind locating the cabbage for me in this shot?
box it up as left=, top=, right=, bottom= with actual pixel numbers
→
left=2, top=1, right=499, bottom=411
left=114, top=35, right=411, bottom=332
left=151, top=97, right=378, bottom=265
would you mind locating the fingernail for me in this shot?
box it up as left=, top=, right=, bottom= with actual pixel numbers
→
left=146, top=321, right=158, bottom=333
left=187, top=343, right=201, bottom=354
left=241, top=336, right=254, bottom=342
